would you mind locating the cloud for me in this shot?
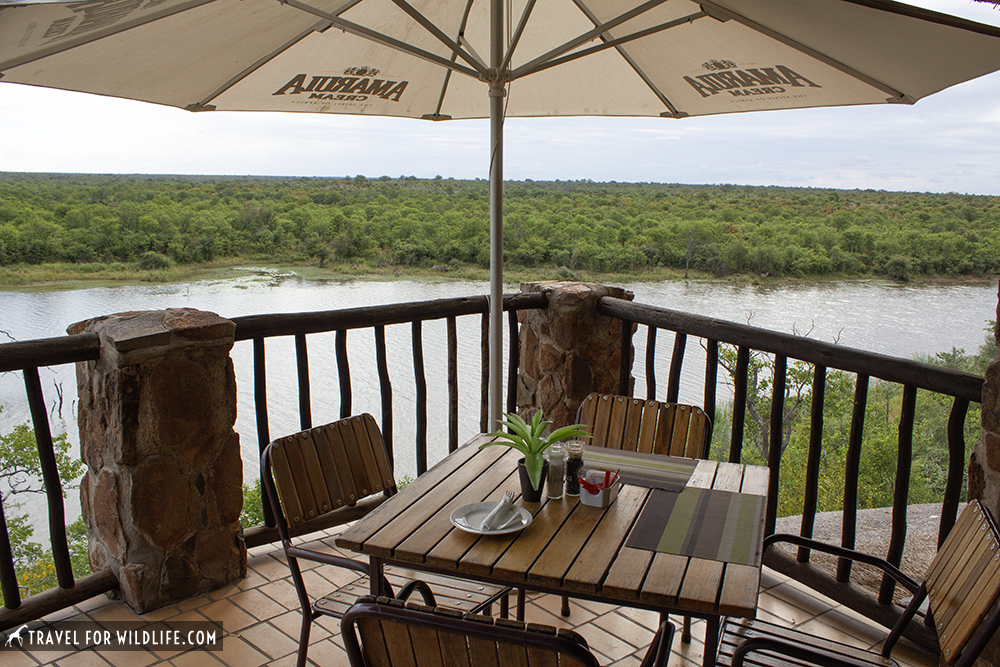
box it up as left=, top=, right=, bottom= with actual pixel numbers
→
left=2, top=0, right=1000, bottom=192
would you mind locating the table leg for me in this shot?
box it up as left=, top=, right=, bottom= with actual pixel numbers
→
left=369, top=557, right=384, bottom=596
left=703, top=616, right=719, bottom=667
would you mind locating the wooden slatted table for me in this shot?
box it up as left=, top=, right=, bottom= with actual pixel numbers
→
left=336, top=434, right=769, bottom=667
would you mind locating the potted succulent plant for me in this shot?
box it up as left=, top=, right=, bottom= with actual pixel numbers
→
left=481, top=410, right=591, bottom=502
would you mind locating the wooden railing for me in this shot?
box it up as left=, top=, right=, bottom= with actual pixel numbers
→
left=0, top=292, right=547, bottom=629
left=231, top=292, right=548, bottom=546
left=0, top=289, right=987, bottom=647
left=0, top=334, right=118, bottom=630
left=601, top=296, right=984, bottom=650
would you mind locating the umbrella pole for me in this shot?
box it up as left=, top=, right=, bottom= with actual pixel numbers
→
left=488, top=0, right=504, bottom=429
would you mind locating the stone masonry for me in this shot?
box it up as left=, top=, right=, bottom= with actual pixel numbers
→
left=967, top=280, right=1000, bottom=667
left=969, top=280, right=1000, bottom=519
left=516, top=281, right=635, bottom=429
left=69, top=308, right=245, bottom=613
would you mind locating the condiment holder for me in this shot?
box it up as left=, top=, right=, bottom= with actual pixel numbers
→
left=579, top=469, right=620, bottom=508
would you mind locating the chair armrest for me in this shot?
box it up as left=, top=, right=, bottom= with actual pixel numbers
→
left=286, top=546, right=372, bottom=578
left=732, top=636, right=877, bottom=667
left=639, top=621, right=675, bottom=667
left=764, top=533, right=920, bottom=594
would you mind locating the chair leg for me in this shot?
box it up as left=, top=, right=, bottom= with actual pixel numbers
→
left=561, top=595, right=571, bottom=617
left=517, top=588, right=526, bottom=620
left=682, top=615, right=692, bottom=643
left=296, top=613, right=312, bottom=667
left=500, top=591, right=510, bottom=619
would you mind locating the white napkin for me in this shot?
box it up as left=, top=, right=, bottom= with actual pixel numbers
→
left=480, top=496, right=522, bottom=531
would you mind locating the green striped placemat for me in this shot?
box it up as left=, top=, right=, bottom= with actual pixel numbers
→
left=583, top=448, right=697, bottom=492
left=626, top=487, right=766, bottom=567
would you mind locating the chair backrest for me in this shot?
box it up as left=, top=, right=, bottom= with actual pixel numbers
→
left=265, top=414, right=396, bottom=528
left=577, top=393, right=710, bottom=459
left=922, top=499, right=1000, bottom=666
left=342, top=596, right=601, bottom=667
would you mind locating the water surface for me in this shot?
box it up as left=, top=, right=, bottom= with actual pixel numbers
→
left=1, top=274, right=995, bottom=490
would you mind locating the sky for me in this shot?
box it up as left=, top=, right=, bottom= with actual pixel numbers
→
left=2, top=0, right=1000, bottom=194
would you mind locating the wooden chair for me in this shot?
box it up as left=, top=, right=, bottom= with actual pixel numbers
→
left=556, top=393, right=710, bottom=637
left=717, top=499, right=1000, bottom=667
left=578, top=393, right=711, bottom=458
left=262, top=414, right=511, bottom=667
left=342, top=595, right=675, bottom=667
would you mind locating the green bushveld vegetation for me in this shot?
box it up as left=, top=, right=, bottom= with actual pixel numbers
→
left=0, top=407, right=90, bottom=606
left=2, top=171, right=998, bottom=598
left=1, top=173, right=999, bottom=283
left=708, top=321, right=997, bottom=518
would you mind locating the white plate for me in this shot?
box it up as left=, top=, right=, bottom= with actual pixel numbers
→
left=450, top=502, right=533, bottom=535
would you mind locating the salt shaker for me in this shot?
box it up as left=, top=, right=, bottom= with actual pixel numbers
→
left=564, top=441, right=584, bottom=496
left=545, top=443, right=565, bottom=499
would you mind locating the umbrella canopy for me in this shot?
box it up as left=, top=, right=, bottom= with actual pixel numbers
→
left=0, top=0, right=1000, bottom=119
left=4, top=0, right=1000, bottom=118
left=4, top=0, right=1000, bottom=424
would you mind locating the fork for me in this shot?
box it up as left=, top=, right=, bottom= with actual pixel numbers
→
left=496, top=491, right=523, bottom=529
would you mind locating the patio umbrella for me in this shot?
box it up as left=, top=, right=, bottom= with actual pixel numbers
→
left=3, top=0, right=1000, bottom=426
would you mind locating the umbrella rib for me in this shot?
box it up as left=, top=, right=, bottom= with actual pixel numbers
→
left=427, top=0, right=478, bottom=120
left=0, top=0, right=216, bottom=72
left=507, top=0, right=671, bottom=81
left=843, top=0, right=1000, bottom=38
left=568, top=0, right=702, bottom=116
left=388, top=0, right=486, bottom=73
left=698, top=0, right=908, bottom=101
left=512, top=9, right=706, bottom=112
left=499, top=0, right=538, bottom=75
left=186, top=22, right=327, bottom=111
left=284, top=0, right=482, bottom=79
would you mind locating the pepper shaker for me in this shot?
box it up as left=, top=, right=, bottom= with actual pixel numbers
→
left=564, top=441, right=584, bottom=496
left=545, top=443, right=565, bottom=498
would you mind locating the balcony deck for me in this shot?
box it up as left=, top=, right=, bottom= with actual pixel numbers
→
left=14, top=526, right=938, bottom=667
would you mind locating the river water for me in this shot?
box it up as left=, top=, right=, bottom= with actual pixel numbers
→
left=1, top=272, right=996, bottom=497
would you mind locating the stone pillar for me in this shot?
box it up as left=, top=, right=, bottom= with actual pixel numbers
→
left=516, top=281, right=635, bottom=429
left=969, top=280, right=1000, bottom=518
left=69, top=308, right=245, bottom=613
left=968, top=281, right=1000, bottom=667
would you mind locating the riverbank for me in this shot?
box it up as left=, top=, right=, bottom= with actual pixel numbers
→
left=2, top=259, right=995, bottom=292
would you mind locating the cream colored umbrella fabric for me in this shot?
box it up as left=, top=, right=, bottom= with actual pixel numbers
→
left=4, top=0, right=1000, bottom=119
left=4, top=0, right=1000, bottom=423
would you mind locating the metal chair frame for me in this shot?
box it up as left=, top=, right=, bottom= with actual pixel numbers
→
left=343, top=595, right=675, bottom=667
left=719, top=499, right=1000, bottom=667
left=262, top=414, right=511, bottom=667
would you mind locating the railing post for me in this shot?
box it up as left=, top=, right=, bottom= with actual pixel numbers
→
left=69, top=308, right=246, bottom=613
left=516, top=281, right=635, bottom=428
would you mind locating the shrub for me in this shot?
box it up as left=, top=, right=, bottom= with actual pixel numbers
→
left=240, top=479, right=265, bottom=529
left=883, top=255, right=912, bottom=282
left=137, top=251, right=173, bottom=270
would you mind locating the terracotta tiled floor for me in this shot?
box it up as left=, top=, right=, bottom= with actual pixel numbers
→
left=12, top=527, right=939, bottom=666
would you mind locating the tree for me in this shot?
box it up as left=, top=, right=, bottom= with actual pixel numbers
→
left=713, top=323, right=824, bottom=462
left=0, top=406, right=89, bottom=602
left=0, top=412, right=83, bottom=502
left=710, top=339, right=988, bottom=518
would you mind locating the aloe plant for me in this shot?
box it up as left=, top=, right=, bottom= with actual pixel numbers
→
left=480, top=410, right=591, bottom=491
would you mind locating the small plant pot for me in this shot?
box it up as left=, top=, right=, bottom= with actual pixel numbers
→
left=517, top=458, right=549, bottom=503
